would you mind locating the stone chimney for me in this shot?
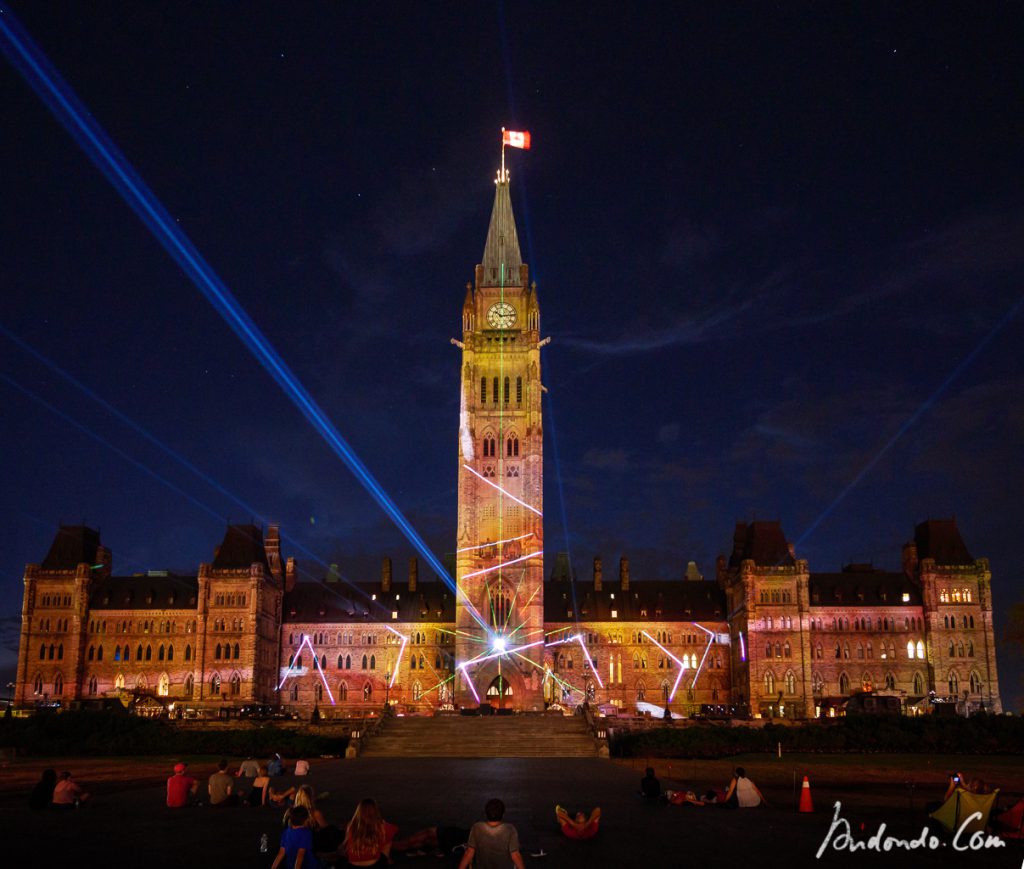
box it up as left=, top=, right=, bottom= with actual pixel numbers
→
left=265, top=525, right=283, bottom=582
left=285, top=557, right=297, bottom=592
left=593, top=556, right=603, bottom=592
left=619, top=556, right=630, bottom=591
left=902, top=541, right=918, bottom=579
left=381, top=557, right=392, bottom=593
left=408, top=557, right=418, bottom=593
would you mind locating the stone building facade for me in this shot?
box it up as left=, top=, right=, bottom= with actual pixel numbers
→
left=12, top=166, right=1002, bottom=718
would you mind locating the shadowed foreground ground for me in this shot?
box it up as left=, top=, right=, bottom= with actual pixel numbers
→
left=4, top=756, right=1023, bottom=868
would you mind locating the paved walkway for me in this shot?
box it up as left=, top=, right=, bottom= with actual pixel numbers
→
left=5, top=757, right=1016, bottom=868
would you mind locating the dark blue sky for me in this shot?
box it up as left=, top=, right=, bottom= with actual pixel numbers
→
left=1, top=3, right=1021, bottom=707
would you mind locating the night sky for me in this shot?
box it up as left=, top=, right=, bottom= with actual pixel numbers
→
left=1, top=4, right=1021, bottom=708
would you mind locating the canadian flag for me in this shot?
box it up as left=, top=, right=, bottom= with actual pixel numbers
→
left=502, top=129, right=531, bottom=150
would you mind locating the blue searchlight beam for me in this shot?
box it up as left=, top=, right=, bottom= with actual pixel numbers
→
left=0, top=7, right=484, bottom=626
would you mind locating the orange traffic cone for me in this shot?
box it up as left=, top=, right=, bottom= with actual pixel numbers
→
left=798, top=775, right=814, bottom=813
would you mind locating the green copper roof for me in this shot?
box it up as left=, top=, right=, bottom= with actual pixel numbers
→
left=481, top=179, right=523, bottom=287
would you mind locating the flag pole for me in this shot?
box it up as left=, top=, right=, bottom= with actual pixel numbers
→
left=500, top=127, right=506, bottom=182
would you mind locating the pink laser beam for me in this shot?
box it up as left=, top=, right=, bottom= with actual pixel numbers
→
left=461, top=550, right=543, bottom=580
left=462, top=464, right=543, bottom=516
left=691, top=623, right=716, bottom=689
left=575, top=635, right=603, bottom=688
left=456, top=532, right=535, bottom=553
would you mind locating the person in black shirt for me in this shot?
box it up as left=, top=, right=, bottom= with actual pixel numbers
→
left=640, top=767, right=661, bottom=800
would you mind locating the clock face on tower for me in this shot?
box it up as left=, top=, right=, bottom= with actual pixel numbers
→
left=486, top=302, right=517, bottom=329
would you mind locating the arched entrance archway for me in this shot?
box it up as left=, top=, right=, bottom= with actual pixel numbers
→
left=486, top=675, right=513, bottom=710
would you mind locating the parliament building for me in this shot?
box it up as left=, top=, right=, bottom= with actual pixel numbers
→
left=14, top=166, right=1003, bottom=719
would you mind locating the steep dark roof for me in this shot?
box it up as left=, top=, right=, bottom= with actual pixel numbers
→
left=89, top=575, right=198, bottom=610
left=40, top=525, right=100, bottom=570
left=211, top=524, right=270, bottom=571
left=283, top=581, right=456, bottom=624
left=915, top=519, right=973, bottom=565
left=543, top=580, right=726, bottom=623
left=728, top=521, right=794, bottom=568
left=480, top=179, right=523, bottom=286
left=809, top=567, right=922, bottom=607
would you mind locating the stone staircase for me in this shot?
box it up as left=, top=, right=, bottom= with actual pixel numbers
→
left=360, top=713, right=600, bottom=758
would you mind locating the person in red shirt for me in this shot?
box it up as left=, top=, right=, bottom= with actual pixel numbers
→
left=166, top=762, right=198, bottom=808
left=342, top=798, right=398, bottom=867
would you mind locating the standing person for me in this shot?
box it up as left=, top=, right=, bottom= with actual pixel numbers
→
left=293, top=757, right=310, bottom=776
left=51, top=771, right=89, bottom=809
left=236, top=755, right=260, bottom=778
left=640, top=767, right=661, bottom=800
left=270, top=805, right=320, bottom=869
left=721, top=767, right=767, bottom=808
left=208, top=758, right=238, bottom=807
left=166, top=762, right=198, bottom=808
left=29, top=769, right=57, bottom=811
left=458, top=798, right=525, bottom=869
left=268, top=753, right=285, bottom=777
left=342, top=798, right=398, bottom=867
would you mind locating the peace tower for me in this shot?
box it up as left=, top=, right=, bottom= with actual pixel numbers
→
left=453, top=165, right=545, bottom=708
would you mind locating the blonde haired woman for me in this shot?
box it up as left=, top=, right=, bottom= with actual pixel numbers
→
left=342, top=798, right=397, bottom=867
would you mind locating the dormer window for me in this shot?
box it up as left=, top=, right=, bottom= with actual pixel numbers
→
left=640, top=608, right=648, bottom=618
left=902, top=592, right=910, bottom=603
left=610, top=609, right=618, bottom=618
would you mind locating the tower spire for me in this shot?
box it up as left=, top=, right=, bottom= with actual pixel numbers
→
left=481, top=163, right=523, bottom=287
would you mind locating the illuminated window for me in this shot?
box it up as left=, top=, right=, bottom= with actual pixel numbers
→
left=211, top=673, right=221, bottom=695
left=916, top=640, right=924, bottom=659
left=763, top=671, right=775, bottom=694
left=785, top=671, right=796, bottom=695
left=157, top=673, right=169, bottom=697
left=114, top=673, right=124, bottom=690
left=939, top=589, right=949, bottom=603
left=907, top=641, right=915, bottom=659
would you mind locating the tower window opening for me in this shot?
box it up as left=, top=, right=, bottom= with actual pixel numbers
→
left=516, top=376, right=522, bottom=404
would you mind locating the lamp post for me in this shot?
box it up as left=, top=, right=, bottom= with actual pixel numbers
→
left=385, top=672, right=391, bottom=708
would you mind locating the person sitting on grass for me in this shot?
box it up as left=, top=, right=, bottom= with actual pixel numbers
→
left=342, top=797, right=398, bottom=867
left=208, top=759, right=239, bottom=807
left=285, top=785, right=342, bottom=854
left=271, top=805, right=320, bottom=869
left=555, top=805, right=601, bottom=839
left=270, top=783, right=298, bottom=807
left=166, top=762, right=199, bottom=808
left=29, top=769, right=57, bottom=811
left=721, top=767, right=766, bottom=809
left=246, top=764, right=271, bottom=807
left=640, top=767, right=661, bottom=800
left=51, top=771, right=89, bottom=810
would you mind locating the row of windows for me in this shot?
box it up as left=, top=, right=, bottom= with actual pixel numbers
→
left=103, top=643, right=193, bottom=663
left=811, top=588, right=912, bottom=603
left=213, top=592, right=247, bottom=607
left=757, top=616, right=795, bottom=630
left=944, top=614, right=975, bottom=629
left=480, top=433, right=520, bottom=458
left=939, top=588, right=974, bottom=604
left=88, top=619, right=197, bottom=635
left=812, top=640, right=923, bottom=661
left=39, top=593, right=73, bottom=608
left=33, top=670, right=215, bottom=699
left=480, top=376, right=523, bottom=406
left=809, top=616, right=924, bottom=632
left=759, top=589, right=794, bottom=604
left=211, top=619, right=245, bottom=632
left=806, top=670, right=983, bottom=697
left=37, top=618, right=70, bottom=633
left=947, top=639, right=976, bottom=658
left=288, top=633, right=386, bottom=646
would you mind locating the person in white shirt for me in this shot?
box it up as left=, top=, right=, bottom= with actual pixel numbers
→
left=722, top=767, right=767, bottom=808
left=294, top=758, right=310, bottom=776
